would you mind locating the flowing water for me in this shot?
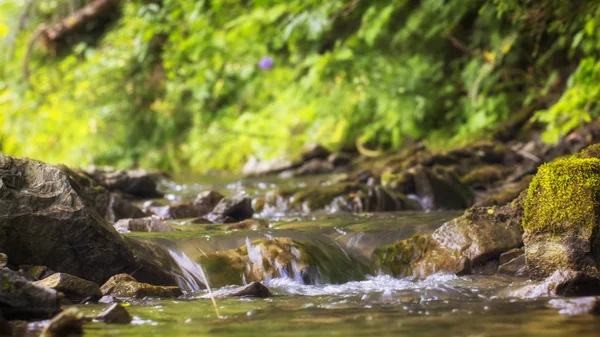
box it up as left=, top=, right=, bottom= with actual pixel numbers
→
left=75, top=175, right=600, bottom=336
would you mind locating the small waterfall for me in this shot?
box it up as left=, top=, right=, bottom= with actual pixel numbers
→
left=167, top=249, right=208, bottom=293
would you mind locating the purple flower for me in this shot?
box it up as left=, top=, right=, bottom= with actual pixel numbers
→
left=258, top=56, right=274, bottom=70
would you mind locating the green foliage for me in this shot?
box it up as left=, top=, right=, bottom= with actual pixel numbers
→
left=1, top=0, right=600, bottom=172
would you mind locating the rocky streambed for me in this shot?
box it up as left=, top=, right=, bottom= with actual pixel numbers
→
left=3, top=122, right=600, bottom=336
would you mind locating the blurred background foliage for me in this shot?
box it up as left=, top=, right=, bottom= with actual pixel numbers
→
left=1, top=0, right=599, bottom=172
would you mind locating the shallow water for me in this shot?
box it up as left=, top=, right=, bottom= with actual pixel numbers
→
left=77, top=176, right=600, bottom=336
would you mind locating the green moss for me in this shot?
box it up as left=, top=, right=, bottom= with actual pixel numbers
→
left=522, top=157, right=600, bottom=235
left=578, top=143, right=600, bottom=159
left=374, top=234, right=431, bottom=277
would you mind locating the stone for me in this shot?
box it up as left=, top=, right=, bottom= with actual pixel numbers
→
left=0, top=154, right=178, bottom=286
left=522, top=157, right=600, bottom=280
left=41, top=307, right=84, bottom=337
left=225, top=219, right=268, bottom=231
left=95, top=303, right=132, bottom=324
left=194, top=190, right=225, bottom=213
left=301, top=144, right=331, bottom=162
left=242, top=156, right=293, bottom=177
left=98, top=296, right=120, bottom=304
left=229, top=282, right=271, bottom=298
left=0, top=254, right=6, bottom=268
left=327, top=153, right=352, bottom=167
left=207, top=194, right=254, bottom=224
left=499, top=248, right=524, bottom=264
left=497, top=254, right=528, bottom=276
left=34, top=273, right=101, bottom=303
left=548, top=297, right=600, bottom=316
left=376, top=200, right=523, bottom=278
left=114, top=217, right=175, bottom=233
left=100, top=274, right=183, bottom=298
left=83, top=166, right=164, bottom=198
left=0, top=268, right=60, bottom=320
left=58, top=165, right=147, bottom=222
left=411, top=165, right=474, bottom=210
left=509, top=270, right=600, bottom=299
left=289, top=159, right=334, bottom=177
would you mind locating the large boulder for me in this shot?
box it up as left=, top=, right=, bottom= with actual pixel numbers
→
left=0, top=268, right=60, bottom=320
left=376, top=199, right=523, bottom=278
left=0, top=154, right=177, bottom=286
left=522, top=157, right=600, bottom=280
left=58, top=165, right=147, bottom=221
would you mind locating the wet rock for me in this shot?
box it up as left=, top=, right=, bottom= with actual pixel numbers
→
left=509, top=270, right=600, bottom=298
left=327, top=153, right=352, bottom=167
left=98, top=296, right=121, bottom=304
left=198, top=237, right=367, bottom=287
left=475, top=175, right=532, bottom=207
left=499, top=248, right=524, bottom=264
left=229, top=282, right=271, bottom=298
left=0, top=268, right=60, bottom=320
left=497, top=254, right=528, bottom=276
left=100, top=274, right=182, bottom=298
left=242, top=156, right=293, bottom=177
left=83, top=166, right=164, bottom=199
left=0, top=154, right=178, bottom=286
left=0, top=254, right=6, bottom=268
left=207, top=194, right=254, bottom=224
left=376, top=199, right=523, bottom=278
left=58, top=165, right=147, bottom=222
left=225, top=219, right=268, bottom=231
left=460, top=165, right=506, bottom=188
left=41, top=307, right=84, bottom=337
left=522, top=157, right=600, bottom=280
left=548, top=297, right=600, bottom=316
left=19, top=265, right=56, bottom=281
left=34, top=273, right=102, bottom=303
left=94, top=303, right=131, bottom=324
left=114, top=216, right=175, bottom=233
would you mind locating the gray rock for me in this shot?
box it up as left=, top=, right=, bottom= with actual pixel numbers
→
left=497, top=254, right=528, bottom=276
left=509, top=270, right=600, bottom=299
left=95, top=303, right=131, bottom=324
left=376, top=201, right=523, bottom=278
left=114, top=217, right=175, bottom=233
left=499, top=248, right=524, bottom=264
left=34, top=273, right=101, bottom=302
left=0, top=154, right=178, bottom=286
left=19, top=265, right=56, bottom=281
left=84, top=166, right=164, bottom=198
left=229, top=282, right=271, bottom=298
left=41, top=307, right=84, bottom=337
left=548, top=297, right=600, bottom=316
left=0, top=268, right=60, bottom=320
left=207, top=194, right=254, bottom=224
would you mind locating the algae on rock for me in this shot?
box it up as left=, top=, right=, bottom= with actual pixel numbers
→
left=522, top=157, right=600, bottom=280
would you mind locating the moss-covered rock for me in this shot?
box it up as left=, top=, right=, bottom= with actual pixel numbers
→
left=100, top=274, right=182, bottom=298
left=34, top=273, right=101, bottom=302
left=460, top=165, right=506, bottom=187
left=475, top=175, right=533, bottom=207
left=41, top=307, right=84, bottom=337
left=376, top=201, right=523, bottom=278
left=522, top=157, right=600, bottom=280
left=198, top=237, right=369, bottom=287
left=0, top=268, right=60, bottom=320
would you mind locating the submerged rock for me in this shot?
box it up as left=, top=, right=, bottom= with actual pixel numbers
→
left=548, top=297, right=600, bottom=316
left=207, top=194, right=254, bottom=224
left=225, top=219, right=269, bottom=231
left=41, top=307, right=84, bottom=337
left=0, top=268, right=60, bottom=320
left=198, top=237, right=367, bottom=287
left=83, top=166, right=165, bottom=199
left=229, top=282, right=271, bottom=298
left=94, top=303, right=132, bottom=324
left=34, top=273, right=102, bottom=303
left=522, top=157, right=600, bottom=280
left=0, top=154, right=178, bottom=286
left=100, top=274, right=182, bottom=298
left=376, top=199, right=523, bottom=278
left=114, top=217, right=175, bottom=233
